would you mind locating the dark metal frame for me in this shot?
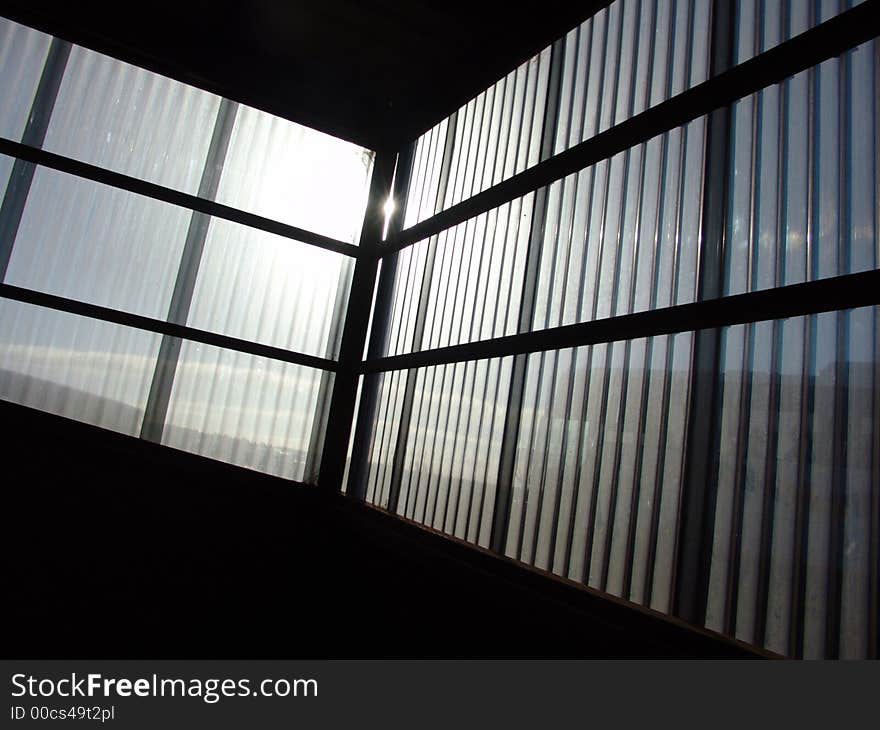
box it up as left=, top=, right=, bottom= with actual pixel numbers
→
left=0, top=0, right=877, bottom=656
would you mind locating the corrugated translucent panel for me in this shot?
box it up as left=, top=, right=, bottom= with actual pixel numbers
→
left=387, top=117, right=705, bottom=358
left=3, top=163, right=191, bottom=318
left=395, top=357, right=513, bottom=546
left=162, top=341, right=329, bottom=482
left=10, top=21, right=374, bottom=244
left=385, top=194, right=535, bottom=357
left=534, top=117, right=706, bottom=330
left=188, top=219, right=353, bottom=359
left=44, top=46, right=220, bottom=193
left=383, top=243, right=430, bottom=358
left=504, top=333, right=693, bottom=613
left=705, top=306, right=878, bottom=659
left=734, top=0, right=867, bottom=65
left=0, top=299, right=160, bottom=435
left=0, top=18, right=51, bottom=141
left=554, top=0, right=710, bottom=154
left=215, top=105, right=374, bottom=244
left=0, top=18, right=51, bottom=205
left=363, top=369, right=408, bottom=507
left=402, top=48, right=551, bottom=226
left=402, top=118, right=449, bottom=227
left=725, top=42, right=877, bottom=294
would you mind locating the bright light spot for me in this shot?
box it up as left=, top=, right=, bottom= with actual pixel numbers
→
left=382, top=196, right=396, bottom=240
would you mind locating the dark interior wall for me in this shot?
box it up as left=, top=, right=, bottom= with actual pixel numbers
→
left=1, top=399, right=768, bottom=658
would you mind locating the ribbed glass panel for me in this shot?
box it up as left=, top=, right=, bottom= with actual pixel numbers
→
left=7, top=19, right=375, bottom=245
left=383, top=243, right=430, bottom=358
left=402, top=119, right=449, bottom=228
left=400, top=0, right=711, bottom=232
left=3, top=164, right=190, bottom=318
left=0, top=18, right=51, bottom=141
left=44, top=46, right=220, bottom=193
left=504, top=333, right=693, bottom=612
left=386, top=117, right=704, bottom=357
left=734, top=0, right=867, bottom=65
left=554, top=0, right=710, bottom=154
left=162, top=341, right=328, bottom=482
left=395, top=357, right=513, bottom=546
left=402, top=47, right=551, bottom=226
left=188, top=219, right=353, bottom=359
left=0, top=18, right=52, bottom=205
left=0, top=299, right=160, bottom=435
left=385, top=194, right=535, bottom=357
left=705, top=306, right=878, bottom=659
left=215, top=105, right=374, bottom=244
left=725, top=42, right=877, bottom=295
left=534, top=118, right=705, bottom=330
left=364, top=369, right=408, bottom=508
left=422, top=196, right=535, bottom=352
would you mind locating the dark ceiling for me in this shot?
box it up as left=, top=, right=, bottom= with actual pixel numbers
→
left=0, top=0, right=604, bottom=151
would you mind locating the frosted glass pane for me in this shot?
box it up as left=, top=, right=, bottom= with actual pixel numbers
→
left=725, top=43, right=878, bottom=295
left=734, top=0, right=867, bottom=65
left=398, top=358, right=513, bottom=546
left=363, top=369, right=408, bottom=508
left=504, top=332, right=692, bottom=613
left=0, top=18, right=51, bottom=140
left=162, top=341, right=328, bottom=482
left=44, top=46, right=220, bottom=193
left=403, top=48, right=551, bottom=226
left=216, top=106, right=374, bottom=244
left=388, top=115, right=705, bottom=358
left=386, top=193, right=534, bottom=357
left=0, top=299, right=160, bottom=435
left=3, top=163, right=191, bottom=319
left=188, top=219, right=352, bottom=358
left=705, top=306, right=878, bottom=659
left=554, top=0, right=710, bottom=153
left=534, top=118, right=705, bottom=332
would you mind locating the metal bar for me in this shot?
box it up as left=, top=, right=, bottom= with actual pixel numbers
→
left=346, top=124, right=448, bottom=502
left=317, top=149, right=397, bottom=490
left=303, top=255, right=356, bottom=481
left=140, top=98, right=238, bottom=443
left=871, top=303, right=880, bottom=660
left=362, top=268, right=879, bottom=374
left=0, top=37, right=71, bottom=279
left=380, top=0, right=879, bottom=259
left=489, top=38, right=566, bottom=556
left=386, top=125, right=460, bottom=514
left=0, top=137, right=360, bottom=258
left=671, top=0, right=736, bottom=626
left=825, top=309, right=850, bottom=658
left=0, top=282, right=337, bottom=371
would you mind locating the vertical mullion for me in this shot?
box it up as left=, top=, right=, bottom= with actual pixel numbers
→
left=673, top=0, right=736, bottom=624
left=140, top=98, right=238, bottom=443
left=344, top=143, right=417, bottom=500
left=871, top=299, right=880, bottom=660
left=490, top=38, right=566, bottom=555
left=871, top=37, right=880, bottom=662
left=824, top=45, right=855, bottom=658
left=317, top=149, right=397, bottom=491
left=0, top=37, right=71, bottom=280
